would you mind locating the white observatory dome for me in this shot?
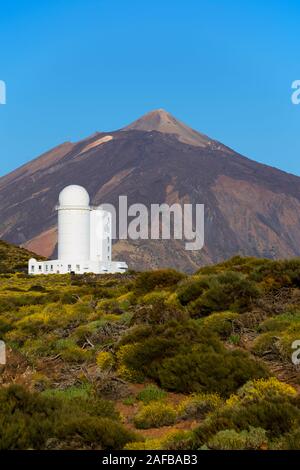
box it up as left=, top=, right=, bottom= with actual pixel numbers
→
left=59, top=185, right=90, bottom=208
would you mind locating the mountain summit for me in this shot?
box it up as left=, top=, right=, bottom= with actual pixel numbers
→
left=123, top=109, right=212, bottom=147
left=1, top=110, right=300, bottom=272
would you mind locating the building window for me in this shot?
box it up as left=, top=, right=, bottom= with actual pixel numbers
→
left=50, top=265, right=53, bottom=271
left=38, top=265, right=42, bottom=271
left=76, top=265, right=80, bottom=271
left=45, top=265, right=48, bottom=271
left=68, top=265, right=72, bottom=271
left=31, top=266, right=34, bottom=272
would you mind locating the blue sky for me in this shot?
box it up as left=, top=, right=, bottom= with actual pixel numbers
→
left=0, top=0, right=299, bottom=176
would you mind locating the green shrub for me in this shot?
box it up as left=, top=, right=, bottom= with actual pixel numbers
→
left=59, top=292, right=78, bottom=304
left=206, top=427, right=267, bottom=450
left=28, top=285, right=47, bottom=293
left=228, top=334, right=240, bottom=345
left=250, top=259, right=300, bottom=289
left=41, top=383, right=94, bottom=401
left=274, top=428, right=300, bottom=450
left=118, top=324, right=153, bottom=346
left=117, top=321, right=213, bottom=385
left=142, top=291, right=169, bottom=305
left=251, top=333, right=279, bottom=357
left=56, top=416, right=136, bottom=449
left=277, top=325, right=300, bottom=361
left=137, top=385, right=167, bottom=404
left=257, top=317, right=292, bottom=333
left=130, top=301, right=187, bottom=325
left=71, top=321, right=103, bottom=344
left=157, top=347, right=267, bottom=395
left=134, top=269, right=185, bottom=295
left=134, top=402, right=177, bottom=429
left=197, top=256, right=270, bottom=276
left=0, top=385, right=59, bottom=450
left=202, top=311, right=239, bottom=338
left=192, top=379, right=300, bottom=448
left=31, top=372, right=51, bottom=391
left=0, top=317, right=12, bottom=335
left=117, top=343, right=147, bottom=382
left=0, top=384, right=134, bottom=450
left=161, top=430, right=193, bottom=450
left=21, top=336, right=58, bottom=357
left=177, top=277, right=209, bottom=305
left=177, top=393, right=223, bottom=420
left=123, top=396, right=135, bottom=406
left=117, top=321, right=267, bottom=395
left=54, top=339, right=91, bottom=363
left=189, top=272, right=259, bottom=316
left=116, top=292, right=134, bottom=311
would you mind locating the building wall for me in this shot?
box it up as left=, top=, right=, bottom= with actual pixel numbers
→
left=58, top=207, right=91, bottom=261
left=90, top=209, right=112, bottom=263
left=28, top=259, right=127, bottom=275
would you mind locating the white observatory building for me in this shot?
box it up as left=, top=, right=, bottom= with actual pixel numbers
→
left=28, top=185, right=128, bottom=275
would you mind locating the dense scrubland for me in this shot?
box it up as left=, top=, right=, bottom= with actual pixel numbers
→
left=1, top=244, right=300, bottom=450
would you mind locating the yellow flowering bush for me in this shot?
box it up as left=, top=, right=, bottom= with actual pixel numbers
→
left=177, top=392, right=223, bottom=420
left=134, top=402, right=177, bottom=429
left=116, top=343, right=145, bottom=382
left=161, top=430, right=193, bottom=450
left=124, top=439, right=162, bottom=450
left=237, top=377, right=297, bottom=403
left=142, top=290, right=169, bottom=305
left=96, top=351, right=115, bottom=371
left=124, top=430, right=192, bottom=450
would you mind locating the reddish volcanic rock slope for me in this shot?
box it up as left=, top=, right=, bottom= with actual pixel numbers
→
left=0, top=109, right=300, bottom=272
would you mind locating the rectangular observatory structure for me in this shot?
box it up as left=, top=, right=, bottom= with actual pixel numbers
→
left=90, top=209, right=112, bottom=263
left=28, top=185, right=127, bottom=275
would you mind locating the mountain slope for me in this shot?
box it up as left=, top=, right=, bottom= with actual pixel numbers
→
left=0, top=240, right=43, bottom=273
left=1, top=109, right=300, bottom=272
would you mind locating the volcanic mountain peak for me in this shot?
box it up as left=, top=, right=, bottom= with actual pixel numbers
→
left=2, top=107, right=300, bottom=273
left=122, top=108, right=212, bottom=147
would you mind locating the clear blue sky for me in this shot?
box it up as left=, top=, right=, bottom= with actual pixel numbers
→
left=0, top=0, right=299, bottom=176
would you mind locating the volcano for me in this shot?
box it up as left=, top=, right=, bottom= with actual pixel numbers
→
left=1, top=109, right=300, bottom=272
